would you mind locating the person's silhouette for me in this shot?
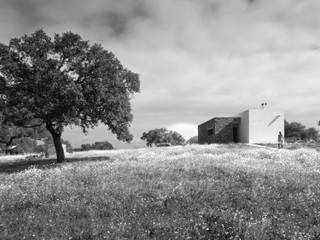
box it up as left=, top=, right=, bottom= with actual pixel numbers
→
left=278, top=131, right=284, bottom=149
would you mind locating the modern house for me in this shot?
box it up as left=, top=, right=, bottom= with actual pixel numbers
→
left=198, top=108, right=284, bottom=144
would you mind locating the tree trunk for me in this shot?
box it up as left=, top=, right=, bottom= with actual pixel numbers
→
left=52, top=133, right=65, bottom=163
left=46, top=123, right=65, bottom=163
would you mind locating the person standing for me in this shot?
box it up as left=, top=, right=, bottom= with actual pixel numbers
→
left=278, top=131, right=284, bottom=149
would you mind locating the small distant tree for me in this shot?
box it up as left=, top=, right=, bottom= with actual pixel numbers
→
left=187, top=136, right=198, bottom=144
left=141, top=128, right=166, bottom=147
left=80, top=141, right=113, bottom=151
left=0, top=30, right=139, bottom=162
left=81, top=144, right=92, bottom=151
left=141, top=128, right=185, bottom=147
left=92, top=141, right=113, bottom=150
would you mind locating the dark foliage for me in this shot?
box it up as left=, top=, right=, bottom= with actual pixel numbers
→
left=81, top=141, right=113, bottom=151
left=285, top=120, right=319, bottom=142
left=80, top=144, right=92, bottom=151
left=141, top=128, right=185, bottom=147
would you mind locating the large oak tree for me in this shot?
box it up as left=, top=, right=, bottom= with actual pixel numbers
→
left=0, top=30, right=140, bottom=162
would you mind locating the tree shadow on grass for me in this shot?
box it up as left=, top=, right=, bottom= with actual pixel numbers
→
left=0, top=156, right=111, bottom=174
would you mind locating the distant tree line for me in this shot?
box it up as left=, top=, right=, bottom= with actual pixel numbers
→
left=80, top=141, right=113, bottom=151
left=285, top=120, right=319, bottom=142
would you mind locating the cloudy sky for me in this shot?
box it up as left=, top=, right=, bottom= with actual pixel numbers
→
left=1, top=0, right=319, bottom=148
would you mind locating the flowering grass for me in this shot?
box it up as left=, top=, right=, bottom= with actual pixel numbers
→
left=1, top=144, right=320, bottom=239
left=258, top=142, right=320, bottom=152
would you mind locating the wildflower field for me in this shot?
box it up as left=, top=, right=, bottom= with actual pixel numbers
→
left=0, top=144, right=320, bottom=239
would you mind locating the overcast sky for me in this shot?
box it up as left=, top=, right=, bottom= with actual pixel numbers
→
left=1, top=0, right=319, bottom=148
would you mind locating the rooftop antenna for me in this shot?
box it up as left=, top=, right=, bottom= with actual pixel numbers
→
left=261, top=102, right=268, bottom=109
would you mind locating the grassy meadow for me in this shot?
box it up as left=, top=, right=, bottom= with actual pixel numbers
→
left=1, top=144, right=320, bottom=239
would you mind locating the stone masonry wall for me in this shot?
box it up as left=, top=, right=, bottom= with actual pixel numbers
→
left=214, top=118, right=238, bottom=143
left=198, top=117, right=240, bottom=144
left=198, top=118, right=215, bottom=144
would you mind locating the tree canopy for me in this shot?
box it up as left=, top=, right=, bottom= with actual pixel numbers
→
left=0, top=30, right=139, bottom=162
left=141, top=128, right=186, bottom=147
left=285, top=120, right=319, bottom=142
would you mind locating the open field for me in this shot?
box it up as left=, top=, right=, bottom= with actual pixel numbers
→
left=1, top=144, right=320, bottom=239
left=257, top=142, right=320, bottom=152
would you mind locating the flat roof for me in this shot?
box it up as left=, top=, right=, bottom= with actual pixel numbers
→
left=198, top=117, right=240, bottom=127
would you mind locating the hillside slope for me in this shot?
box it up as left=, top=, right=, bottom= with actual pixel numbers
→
left=1, top=144, right=320, bottom=239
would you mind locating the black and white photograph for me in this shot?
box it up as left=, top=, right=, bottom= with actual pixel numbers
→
left=0, top=0, right=320, bottom=239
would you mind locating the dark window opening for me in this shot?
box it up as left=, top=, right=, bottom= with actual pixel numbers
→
left=208, top=128, right=214, bottom=135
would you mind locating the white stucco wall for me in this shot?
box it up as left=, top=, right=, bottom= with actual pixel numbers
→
left=248, top=109, right=284, bottom=143
left=199, top=108, right=284, bottom=144
left=237, top=109, right=284, bottom=143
